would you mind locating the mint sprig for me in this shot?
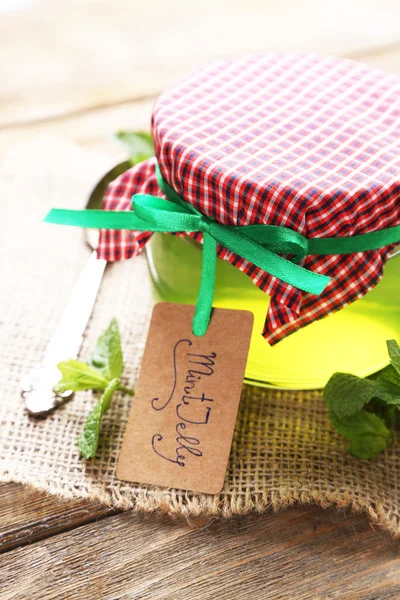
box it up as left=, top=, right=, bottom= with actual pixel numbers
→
left=114, top=131, right=154, bottom=166
left=324, top=374, right=378, bottom=419
left=324, top=340, right=400, bottom=459
left=329, top=410, right=391, bottom=460
left=387, top=340, right=400, bottom=374
left=55, top=319, right=134, bottom=459
left=54, top=360, right=109, bottom=394
left=87, top=317, right=123, bottom=380
left=77, top=378, right=121, bottom=459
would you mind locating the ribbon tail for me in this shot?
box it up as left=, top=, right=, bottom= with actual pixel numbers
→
left=43, top=208, right=152, bottom=231
left=308, top=223, right=400, bottom=255
left=211, top=222, right=330, bottom=295
left=192, top=233, right=217, bottom=336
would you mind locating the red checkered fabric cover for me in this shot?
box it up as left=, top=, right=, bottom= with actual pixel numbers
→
left=98, top=54, right=400, bottom=344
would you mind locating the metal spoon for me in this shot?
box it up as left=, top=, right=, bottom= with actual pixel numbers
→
left=21, top=159, right=131, bottom=416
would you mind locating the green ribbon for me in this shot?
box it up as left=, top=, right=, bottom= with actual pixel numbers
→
left=44, top=165, right=400, bottom=336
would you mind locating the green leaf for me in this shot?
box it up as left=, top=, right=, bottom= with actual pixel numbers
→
left=78, top=378, right=120, bottom=459
left=387, top=340, right=400, bottom=375
left=372, top=366, right=400, bottom=404
left=54, top=359, right=109, bottom=394
left=88, top=318, right=123, bottom=380
left=324, top=373, right=377, bottom=418
left=367, top=400, right=398, bottom=429
left=370, top=364, right=400, bottom=386
left=329, top=410, right=391, bottom=459
left=114, top=131, right=154, bottom=166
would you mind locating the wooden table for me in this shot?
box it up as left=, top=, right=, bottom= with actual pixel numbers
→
left=1, top=1, right=400, bottom=598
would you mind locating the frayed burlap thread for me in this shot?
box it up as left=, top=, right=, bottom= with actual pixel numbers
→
left=1, top=137, right=399, bottom=535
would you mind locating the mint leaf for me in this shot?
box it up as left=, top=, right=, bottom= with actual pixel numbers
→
left=372, top=366, right=400, bottom=404
left=54, top=359, right=109, bottom=394
left=114, top=131, right=154, bottom=166
left=78, top=378, right=120, bottom=459
left=368, top=399, right=398, bottom=429
left=324, top=339, right=400, bottom=459
left=371, top=364, right=400, bottom=387
left=329, top=409, right=391, bottom=459
left=387, top=340, right=400, bottom=375
left=88, top=318, right=123, bottom=380
left=324, top=373, right=377, bottom=418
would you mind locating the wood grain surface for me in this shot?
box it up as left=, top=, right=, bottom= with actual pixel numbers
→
left=1, top=504, right=399, bottom=600
left=2, top=0, right=400, bottom=127
left=0, top=483, right=117, bottom=553
left=1, top=0, right=400, bottom=598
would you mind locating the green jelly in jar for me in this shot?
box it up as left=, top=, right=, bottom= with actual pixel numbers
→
left=146, top=233, right=400, bottom=390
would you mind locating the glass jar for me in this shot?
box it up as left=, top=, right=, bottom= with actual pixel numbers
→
left=146, top=233, right=400, bottom=389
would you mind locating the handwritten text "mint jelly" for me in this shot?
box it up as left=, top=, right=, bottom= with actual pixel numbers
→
left=150, top=339, right=216, bottom=467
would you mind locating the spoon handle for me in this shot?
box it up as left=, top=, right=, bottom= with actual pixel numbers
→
left=21, top=251, right=107, bottom=415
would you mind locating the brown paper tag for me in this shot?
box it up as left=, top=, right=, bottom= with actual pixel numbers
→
left=116, top=303, right=253, bottom=494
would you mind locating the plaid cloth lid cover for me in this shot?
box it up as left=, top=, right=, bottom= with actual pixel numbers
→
left=98, top=53, right=400, bottom=344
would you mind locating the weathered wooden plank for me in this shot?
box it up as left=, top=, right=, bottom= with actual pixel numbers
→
left=0, top=98, right=155, bottom=157
left=2, top=0, right=400, bottom=128
left=1, top=48, right=400, bottom=158
left=349, top=44, right=400, bottom=73
left=0, top=506, right=399, bottom=600
left=1, top=40, right=399, bottom=159
left=0, top=483, right=115, bottom=553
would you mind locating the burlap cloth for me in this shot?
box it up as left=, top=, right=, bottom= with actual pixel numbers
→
left=1, top=137, right=400, bottom=535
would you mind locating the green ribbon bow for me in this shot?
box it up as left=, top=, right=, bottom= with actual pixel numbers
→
left=44, top=165, right=400, bottom=336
